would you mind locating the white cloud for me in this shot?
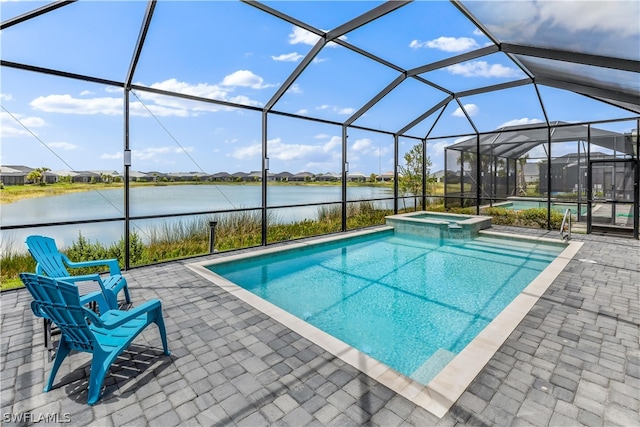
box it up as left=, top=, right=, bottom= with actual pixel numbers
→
left=0, top=93, right=13, bottom=101
left=538, top=1, right=639, bottom=38
left=446, top=61, right=521, bottom=78
left=288, top=26, right=345, bottom=48
left=410, top=36, right=479, bottom=52
left=289, top=26, right=320, bottom=46
left=498, top=118, right=544, bottom=128
left=479, top=1, right=638, bottom=43
left=31, top=94, right=123, bottom=115
left=221, top=70, right=275, bottom=89
left=101, top=146, right=194, bottom=162
left=315, top=104, right=354, bottom=115
left=1, top=111, right=46, bottom=137
left=352, top=138, right=372, bottom=152
left=20, top=115, right=46, bottom=128
left=428, top=139, right=454, bottom=154
left=272, top=52, right=304, bottom=62
left=79, top=90, right=94, bottom=96
left=144, top=78, right=262, bottom=110
left=287, top=84, right=302, bottom=94
left=323, top=136, right=341, bottom=151
left=231, top=136, right=341, bottom=164
left=453, top=104, right=479, bottom=117
left=295, top=109, right=309, bottom=115
left=49, top=142, right=78, bottom=151
left=31, top=78, right=265, bottom=118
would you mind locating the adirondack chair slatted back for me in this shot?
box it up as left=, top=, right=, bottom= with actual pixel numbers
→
left=26, top=235, right=71, bottom=277
left=20, top=273, right=95, bottom=352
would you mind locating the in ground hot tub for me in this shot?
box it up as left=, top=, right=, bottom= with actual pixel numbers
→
left=386, top=211, right=492, bottom=239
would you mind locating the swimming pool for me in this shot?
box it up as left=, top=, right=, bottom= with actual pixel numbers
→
left=188, top=227, right=581, bottom=417
left=496, top=199, right=588, bottom=215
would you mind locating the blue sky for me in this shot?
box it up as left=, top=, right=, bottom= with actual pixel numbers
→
left=1, top=0, right=638, bottom=176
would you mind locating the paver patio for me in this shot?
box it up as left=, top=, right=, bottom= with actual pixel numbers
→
left=1, top=226, right=638, bottom=426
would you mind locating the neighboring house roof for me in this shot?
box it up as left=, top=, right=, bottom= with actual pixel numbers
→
left=1, top=165, right=34, bottom=173
left=347, top=172, right=367, bottom=179
left=129, top=171, right=149, bottom=178
left=0, top=166, right=30, bottom=175
left=274, top=171, right=294, bottom=179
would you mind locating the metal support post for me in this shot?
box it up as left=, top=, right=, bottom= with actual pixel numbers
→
left=209, top=221, right=218, bottom=253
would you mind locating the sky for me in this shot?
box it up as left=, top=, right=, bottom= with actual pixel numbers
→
left=1, top=0, right=638, bottom=177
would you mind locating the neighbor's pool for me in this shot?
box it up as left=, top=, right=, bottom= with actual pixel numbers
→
left=206, top=229, right=565, bottom=385
left=499, top=200, right=587, bottom=215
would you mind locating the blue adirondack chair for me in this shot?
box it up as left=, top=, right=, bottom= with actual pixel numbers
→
left=19, top=273, right=170, bottom=405
left=25, top=235, right=131, bottom=310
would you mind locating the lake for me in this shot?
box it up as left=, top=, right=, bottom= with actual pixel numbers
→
left=1, top=185, right=408, bottom=251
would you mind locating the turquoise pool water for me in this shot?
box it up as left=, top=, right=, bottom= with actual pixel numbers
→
left=208, top=231, right=564, bottom=384
left=411, top=213, right=472, bottom=222
left=502, top=200, right=587, bottom=215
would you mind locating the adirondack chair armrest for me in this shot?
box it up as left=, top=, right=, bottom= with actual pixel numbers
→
left=59, top=274, right=107, bottom=291
left=58, top=274, right=113, bottom=312
left=65, top=257, right=122, bottom=275
left=79, top=291, right=110, bottom=314
left=82, top=307, right=104, bottom=327
left=99, top=300, right=163, bottom=330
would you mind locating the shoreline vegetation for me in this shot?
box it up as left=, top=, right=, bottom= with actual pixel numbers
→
left=0, top=201, right=396, bottom=291
left=0, top=180, right=400, bottom=205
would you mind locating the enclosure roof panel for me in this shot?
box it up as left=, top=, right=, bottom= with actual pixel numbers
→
left=447, top=122, right=634, bottom=159
left=0, top=0, right=637, bottom=176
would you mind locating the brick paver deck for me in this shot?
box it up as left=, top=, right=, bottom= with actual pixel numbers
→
left=1, top=226, right=638, bottom=426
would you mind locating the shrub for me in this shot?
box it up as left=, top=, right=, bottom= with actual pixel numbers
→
left=483, top=207, right=518, bottom=225
left=483, top=207, right=565, bottom=229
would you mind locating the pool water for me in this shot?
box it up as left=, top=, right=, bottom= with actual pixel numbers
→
left=208, top=230, right=564, bottom=384
left=411, top=213, right=472, bottom=222
left=503, top=200, right=587, bottom=215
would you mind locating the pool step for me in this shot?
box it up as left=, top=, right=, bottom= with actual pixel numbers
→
left=464, top=237, right=561, bottom=258
left=410, top=348, right=456, bottom=385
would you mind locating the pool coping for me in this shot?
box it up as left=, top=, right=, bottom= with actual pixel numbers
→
left=186, top=227, right=583, bottom=418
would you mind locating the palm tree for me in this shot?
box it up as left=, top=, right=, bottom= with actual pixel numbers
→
left=26, top=167, right=50, bottom=185
left=517, top=154, right=530, bottom=196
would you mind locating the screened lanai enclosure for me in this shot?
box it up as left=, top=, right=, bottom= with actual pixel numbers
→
left=444, top=121, right=638, bottom=236
left=1, top=0, right=639, bottom=272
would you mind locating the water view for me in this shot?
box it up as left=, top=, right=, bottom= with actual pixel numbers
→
left=1, top=185, right=400, bottom=251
